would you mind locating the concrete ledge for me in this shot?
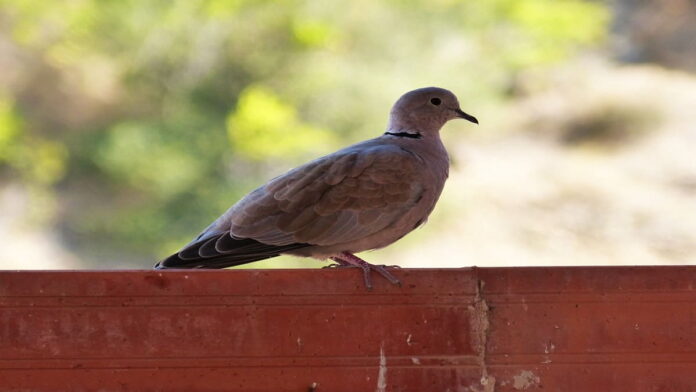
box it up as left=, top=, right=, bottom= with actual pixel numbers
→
left=1, top=267, right=695, bottom=391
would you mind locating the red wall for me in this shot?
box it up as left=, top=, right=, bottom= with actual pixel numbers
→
left=1, top=267, right=694, bottom=391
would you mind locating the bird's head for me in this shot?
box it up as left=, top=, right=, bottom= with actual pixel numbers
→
left=387, top=87, right=477, bottom=136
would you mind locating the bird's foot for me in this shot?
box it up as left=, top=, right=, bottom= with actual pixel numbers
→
left=322, top=257, right=352, bottom=269
left=330, top=252, right=402, bottom=290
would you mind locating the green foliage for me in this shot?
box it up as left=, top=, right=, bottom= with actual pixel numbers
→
left=292, top=19, right=338, bottom=49
left=0, top=93, right=67, bottom=225
left=227, top=85, right=337, bottom=161
left=0, top=96, right=22, bottom=161
left=96, top=121, right=205, bottom=197
left=0, top=0, right=610, bottom=265
left=501, top=0, right=609, bottom=67
left=0, top=95, right=67, bottom=186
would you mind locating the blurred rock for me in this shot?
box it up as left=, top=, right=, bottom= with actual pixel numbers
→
left=613, top=0, right=696, bottom=72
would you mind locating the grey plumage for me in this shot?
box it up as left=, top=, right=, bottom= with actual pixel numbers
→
left=155, top=87, right=477, bottom=288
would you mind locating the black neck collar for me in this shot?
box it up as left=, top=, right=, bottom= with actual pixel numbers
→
left=384, top=131, right=422, bottom=139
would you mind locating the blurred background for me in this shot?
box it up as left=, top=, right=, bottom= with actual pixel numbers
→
left=0, top=0, right=694, bottom=269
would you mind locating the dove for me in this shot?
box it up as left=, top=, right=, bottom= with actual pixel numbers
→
left=154, top=87, right=478, bottom=289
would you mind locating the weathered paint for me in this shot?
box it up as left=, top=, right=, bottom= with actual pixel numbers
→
left=1, top=267, right=695, bottom=391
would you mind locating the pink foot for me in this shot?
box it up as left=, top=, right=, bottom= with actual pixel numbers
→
left=330, top=252, right=401, bottom=290
left=322, top=258, right=352, bottom=269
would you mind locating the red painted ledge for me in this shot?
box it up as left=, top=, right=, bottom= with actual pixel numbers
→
left=1, top=267, right=695, bottom=391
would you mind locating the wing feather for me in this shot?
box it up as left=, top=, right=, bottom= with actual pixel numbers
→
left=228, top=144, right=423, bottom=246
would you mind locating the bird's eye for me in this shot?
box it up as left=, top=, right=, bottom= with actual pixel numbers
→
left=430, top=97, right=441, bottom=106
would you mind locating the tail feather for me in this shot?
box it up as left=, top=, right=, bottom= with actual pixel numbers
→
left=155, top=233, right=310, bottom=269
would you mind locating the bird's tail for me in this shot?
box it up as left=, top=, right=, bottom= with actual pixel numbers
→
left=153, top=233, right=310, bottom=269
left=152, top=261, right=166, bottom=270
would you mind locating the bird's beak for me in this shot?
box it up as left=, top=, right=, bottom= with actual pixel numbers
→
left=455, top=108, right=478, bottom=124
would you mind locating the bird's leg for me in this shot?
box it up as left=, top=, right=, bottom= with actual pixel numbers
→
left=323, top=257, right=352, bottom=269
left=331, top=252, right=401, bottom=290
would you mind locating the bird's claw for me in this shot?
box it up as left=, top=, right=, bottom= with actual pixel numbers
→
left=330, top=253, right=402, bottom=290
left=322, top=263, right=353, bottom=269
left=357, top=264, right=402, bottom=290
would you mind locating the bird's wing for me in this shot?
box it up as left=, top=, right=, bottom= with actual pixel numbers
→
left=225, top=143, right=425, bottom=247
left=156, top=143, right=425, bottom=269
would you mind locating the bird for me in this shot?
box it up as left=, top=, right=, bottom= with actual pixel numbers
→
left=154, top=87, right=478, bottom=289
